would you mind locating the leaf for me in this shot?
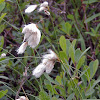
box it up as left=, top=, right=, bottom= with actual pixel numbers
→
left=59, top=51, right=68, bottom=63
left=0, top=13, right=6, bottom=23
left=95, top=23, right=100, bottom=33
left=75, top=48, right=82, bottom=63
left=85, top=32, right=96, bottom=37
left=88, top=77, right=100, bottom=92
left=66, top=39, right=71, bottom=56
left=84, top=13, right=100, bottom=23
left=52, top=97, right=58, bottom=100
left=2, top=19, right=20, bottom=31
left=59, top=35, right=66, bottom=53
left=85, top=89, right=95, bottom=96
left=84, top=59, right=99, bottom=81
left=0, top=36, right=4, bottom=52
left=83, top=65, right=90, bottom=82
left=55, top=76, right=62, bottom=85
left=65, top=22, right=72, bottom=34
left=0, top=2, right=5, bottom=13
left=44, top=73, right=58, bottom=85
left=76, top=56, right=86, bottom=70
left=67, top=93, right=75, bottom=100
left=79, top=47, right=90, bottom=60
left=91, top=28, right=95, bottom=34
left=0, top=25, right=6, bottom=34
left=0, top=66, right=6, bottom=71
left=60, top=22, right=72, bottom=34
left=46, top=84, right=57, bottom=95
left=74, top=24, right=86, bottom=51
left=39, top=91, right=50, bottom=100
left=72, top=39, right=76, bottom=47
left=55, top=85, right=66, bottom=98
left=69, top=45, right=75, bottom=63
left=67, top=14, right=74, bottom=20
left=0, top=89, right=8, bottom=99
left=0, top=76, right=9, bottom=80
left=0, top=0, right=5, bottom=4
left=92, top=59, right=99, bottom=78
left=83, top=0, right=98, bottom=4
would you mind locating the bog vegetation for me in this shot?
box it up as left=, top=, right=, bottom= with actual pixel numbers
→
left=0, top=0, right=100, bottom=100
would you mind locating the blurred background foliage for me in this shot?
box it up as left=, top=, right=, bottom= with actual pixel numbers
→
left=0, top=0, right=100, bottom=99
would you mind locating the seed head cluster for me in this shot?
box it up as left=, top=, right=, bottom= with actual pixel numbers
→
left=17, top=23, right=41, bottom=54
left=25, top=1, right=50, bottom=15
left=32, top=49, right=59, bottom=78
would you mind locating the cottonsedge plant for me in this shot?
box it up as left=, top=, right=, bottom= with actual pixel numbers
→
left=32, top=49, right=59, bottom=78
left=0, top=0, right=100, bottom=99
left=17, top=23, right=41, bottom=54
left=25, top=1, right=50, bottom=15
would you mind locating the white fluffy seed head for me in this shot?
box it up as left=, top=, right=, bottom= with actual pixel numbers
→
left=45, top=60, right=55, bottom=73
left=42, top=49, right=58, bottom=61
left=16, top=96, right=28, bottom=100
left=44, top=10, right=50, bottom=15
left=17, top=42, right=28, bottom=54
left=38, top=1, right=49, bottom=14
left=38, top=6, right=47, bottom=12
left=1, top=53, right=6, bottom=57
left=40, top=1, right=48, bottom=7
left=32, top=49, right=59, bottom=78
left=25, top=5, right=38, bottom=13
left=32, top=63, right=46, bottom=78
left=22, top=23, right=39, bottom=33
left=22, top=23, right=41, bottom=49
left=42, top=49, right=58, bottom=73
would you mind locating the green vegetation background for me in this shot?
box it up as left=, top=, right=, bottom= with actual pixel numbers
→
left=0, top=0, right=100, bottom=99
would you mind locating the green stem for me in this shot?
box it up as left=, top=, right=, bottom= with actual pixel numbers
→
left=16, top=0, right=26, bottom=24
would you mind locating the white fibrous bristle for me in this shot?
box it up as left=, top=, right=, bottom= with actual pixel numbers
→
left=38, top=7, right=46, bottom=12
left=44, top=10, right=50, bottom=15
left=1, top=53, right=6, bottom=57
left=40, top=1, right=48, bottom=7
left=22, top=23, right=41, bottom=49
left=25, top=5, right=38, bottom=13
left=32, top=63, right=46, bottom=78
left=16, top=96, right=28, bottom=100
left=17, top=42, right=28, bottom=54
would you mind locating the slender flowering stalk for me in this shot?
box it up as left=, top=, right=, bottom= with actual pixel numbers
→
left=32, top=49, right=59, bottom=78
left=25, top=1, right=50, bottom=15
left=17, top=23, right=41, bottom=54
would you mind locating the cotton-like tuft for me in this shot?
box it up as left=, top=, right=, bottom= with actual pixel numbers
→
left=25, top=1, right=50, bottom=15
left=17, top=42, right=28, bottom=54
left=38, top=1, right=49, bottom=12
left=1, top=53, right=6, bottom=57
left=25, top=5, right=38, bottom=13
left=17, top=23, right=41, bottom=54
left=32, top=63, right=46, bottom=78
left=32, top=49, right=59, bottom=78
left=40, top=1, right=48, bottom=7
left=16, top=96, right=28, bottom=100
left=38, top=6, right=47, bottom=12
left=42, top=49, right=58, bottom=73
left=44, top=10, right=50, bottom=15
